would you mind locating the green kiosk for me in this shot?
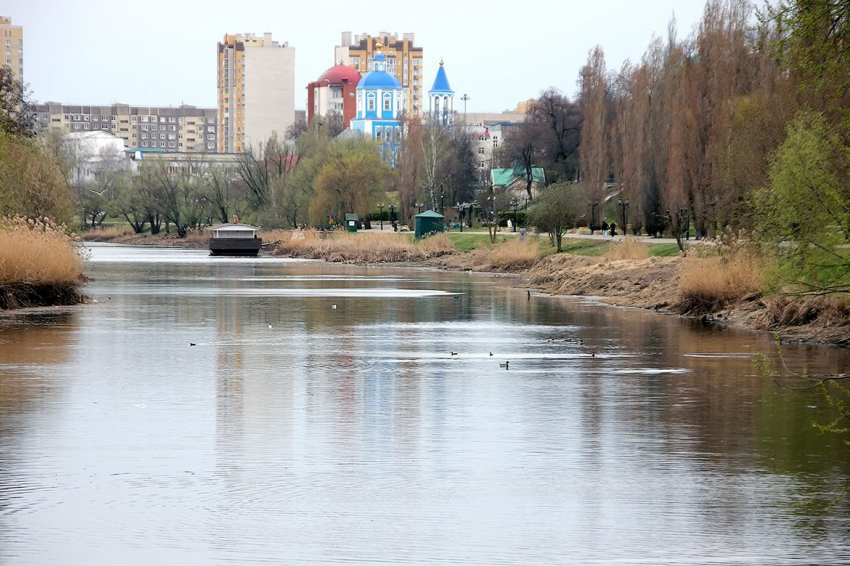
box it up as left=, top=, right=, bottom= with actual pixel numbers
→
left=414, top=210, right=445, bottom=240
left=344, top=213, right=359, bottom=233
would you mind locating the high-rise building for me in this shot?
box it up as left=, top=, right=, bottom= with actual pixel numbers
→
left=218, top=32, right=295, bottom=153
left=1, top=16, right=24, bottom=84
left=32, top=102, right=218, bottom=153
left=334, top=32, right=423, bottom=116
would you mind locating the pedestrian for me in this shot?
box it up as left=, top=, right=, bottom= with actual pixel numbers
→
left=602, top=220, right=609, bottom=237
left=610, top=222, right=617, bottom=237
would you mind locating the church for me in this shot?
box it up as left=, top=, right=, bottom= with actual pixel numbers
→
left=349, top=44, right=455, bottom=166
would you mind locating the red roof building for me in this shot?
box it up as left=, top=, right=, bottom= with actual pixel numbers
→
left=307, top=65, right=362, bottom=130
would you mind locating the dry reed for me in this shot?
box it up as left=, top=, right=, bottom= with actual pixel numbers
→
left=607, top=237, right=650, bottom=261
left=268, top=230, right=455, bottom=263
left=676, top=250, right=764, bottom=315
left=0, top=216, right=86, bottom=309
left=754, top=296, right=850, bottom=330
left=468, top=238, right=541, bottom=272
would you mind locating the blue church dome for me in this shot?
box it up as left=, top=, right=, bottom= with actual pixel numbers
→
left=357, top=53, right=402, bottom=90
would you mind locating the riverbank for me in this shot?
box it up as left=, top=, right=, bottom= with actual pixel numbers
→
left=82, top=229, right=850, bottom=347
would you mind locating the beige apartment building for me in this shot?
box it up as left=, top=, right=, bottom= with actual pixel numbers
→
left=217, top=32, right=295, bottom=153
left=1, top=16, right=23, bottom=84
left=33, top=103, right=218, bottom=153
left=334, top=32, right=424, bottom=116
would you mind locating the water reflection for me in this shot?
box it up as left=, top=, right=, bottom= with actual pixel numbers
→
left=0, top=243, right=847, bottom=564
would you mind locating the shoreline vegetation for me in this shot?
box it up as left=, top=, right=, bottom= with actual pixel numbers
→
left=0, top=217, right=87, bottom=310
left=75, top=228, right=849, bottom=348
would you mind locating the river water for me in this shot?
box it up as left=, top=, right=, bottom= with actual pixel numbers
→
left=0, top=243, right=848, bottom=565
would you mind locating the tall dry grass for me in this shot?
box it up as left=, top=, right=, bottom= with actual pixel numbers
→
left=468, top=238, right=541, bottom=272
left=607, top=237, right=650, bottom=260
left=267, top=230, right=454, bottom=263
left=1, top=216, right=87, bottom=309
left=0, top=216, right=84, bottom=285
left=676, top=249, right=764, bottom=314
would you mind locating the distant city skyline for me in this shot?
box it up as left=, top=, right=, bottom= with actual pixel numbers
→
left=6, top=0, right=712, bottom=113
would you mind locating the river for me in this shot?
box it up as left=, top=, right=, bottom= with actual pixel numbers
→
left=0, top=243, right=848, bottom=565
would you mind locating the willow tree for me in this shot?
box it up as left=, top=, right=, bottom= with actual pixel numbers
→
left=754, top=112, right=850, bottom=294
left=309, top=139, right=392, bottom=225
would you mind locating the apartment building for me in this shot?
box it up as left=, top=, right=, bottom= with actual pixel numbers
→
left=33, top=103, right=218, bottom=153
left=1, top=16, right=23, bottom=84
left=334, top=32, right=424, bottom=116
left=218, top=32, right=295, bottom=153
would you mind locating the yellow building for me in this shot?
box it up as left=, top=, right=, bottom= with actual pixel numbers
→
left=1, top=16, right=23, bottom=84
left=218, top=33, right=295, bottom=154
left=335, top=32, right=424, bottom=116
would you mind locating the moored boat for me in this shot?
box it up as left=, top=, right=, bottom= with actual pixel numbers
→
left=208, top=223, right=262, bottom=256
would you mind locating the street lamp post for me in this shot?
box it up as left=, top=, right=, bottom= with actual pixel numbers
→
left=378, top=203, right=384, bottom=230
left=389, top=204, right=396, bottom=230
left=590, top=199, right=599, bottom=233
left=511, top=198, right=518, bottom=232
left=414, top=202, right=423, bottom=215
left=618, top=197, right=629, bottom=236
left=456, top=203, right=464, bottom=232
left=440, top=185, right=444, bottom=215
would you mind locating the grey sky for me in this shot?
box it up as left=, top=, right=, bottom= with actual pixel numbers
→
left=7, top=0, right=710, bottom=112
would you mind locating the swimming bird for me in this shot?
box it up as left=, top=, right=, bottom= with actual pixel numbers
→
left=591, top=352, right=596, bottom=358
left=190, top=343, right=196, bottom=346
left=489, top=352, right=493, bottom=356
left=451, top=351, right=458, bottom=356
left=331, top=304, right=337, bottom=309
left=499, top=361, right=510, bottom=370
left=268, top=324, right=273, bottom=329
left=527, top=290, right=531, bottom=300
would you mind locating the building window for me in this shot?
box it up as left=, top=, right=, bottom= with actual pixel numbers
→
left=92, top=115, right=99, bottom=122
left=141, top=116, right=148, bottom=123
left=375, top=126, right=382, bottom=141
left=207, top=143, right=215, bottom=150
left=493, top=141, right=499, bottom=148
left=367, top=96, right=375, bottom=112
left=73, top=123, right=80, bottom=130
left=168, top=142, right=176, bottom=148
left=141, top=141, right=148, bottom=147
left=160, top=142, right=166, bottom=148
left=141, top=133, right=147, bottom=139
left=207, top=134, right=214, bottom=140
left=168, top=134, right=176, bottom=140
left=84, top=123, right=90, bottom=130
left=479, top=136, right=485, bottom=141
left=151, top=125, right=157, bottom=130
left=101, top=124, right=108, bottom=130
left=207, top=126, right=214, bottom=132
left=141, top=125, right=148, bottom=131
left=383, top=95, right=391, bottom=111
left=478, top=147, right=485, bottom=155
left=168, top=117, right=176, bottom=123
left=160, top=117, right=166, bottom=123
left=169, top=125, right=176, bottom=131
left=160, top=134, right=165, bottom=140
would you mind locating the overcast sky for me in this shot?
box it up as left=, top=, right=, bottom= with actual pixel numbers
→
left=7, top=0, right=710, bottom=112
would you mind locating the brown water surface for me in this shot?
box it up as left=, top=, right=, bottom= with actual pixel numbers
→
left=0, top=243, right=848, bottom=565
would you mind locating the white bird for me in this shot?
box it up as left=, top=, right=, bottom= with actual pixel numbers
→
left=331, top=304, right=337, bottom=309
left=268, top=324, right=273, bottom=329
